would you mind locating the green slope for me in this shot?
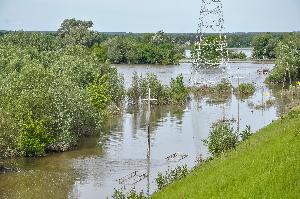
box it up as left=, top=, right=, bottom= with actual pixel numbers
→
left=152, top=108, right=300, bottom=199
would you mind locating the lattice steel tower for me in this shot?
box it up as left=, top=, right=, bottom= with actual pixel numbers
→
left=193, top=0, right=228, bottom=68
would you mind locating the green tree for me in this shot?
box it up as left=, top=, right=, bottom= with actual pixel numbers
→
left=252, top=33, right=279, bottom=59
left=267, top=33, right=300, bottom=83
left=191, top=35, right=228, bottom=66
left=58, top=18, right=99, bottom=46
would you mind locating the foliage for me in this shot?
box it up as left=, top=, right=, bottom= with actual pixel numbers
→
left=18, top=113, right=53, bottom=156
left=58, top=18, right=100, bottom=47
left=112, top=189, right=147, bottom=199
left=0, top=112, right=20, bottom=158
left=152, top=108, right=300, bottom=199
left=191, top=35, right=228, bottom=66
left=127, top=72, right=141, bottom=104
left=235, top=83, right=255, bottom=99
left=203, top=120, right=238, bottom=156
left=127, top=73, right=188, bottom=105
left=91, top=44, right=108, bottom=63
left=252, top=33, right=280, bottom=59
left=0, top=27, right=125, bottom=157
left=215, top=79, right=232, bottom=93
left=155, top=165, right=189, bottom=190
left=99, top=31, right=184, bottom=65
left=190, top=79, right=232, bottom=103
left=240, top=125, right=252, bottom=141
left=228, top=50, right=246, bottom=60
left=169, top=74, right=189, bottom=105
left=87, top=75, right=111, bottom=116
left=267, top=33, right=300, bottom=83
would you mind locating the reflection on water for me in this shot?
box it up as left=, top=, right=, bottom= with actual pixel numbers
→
left=1, top=62, right=292, bottom=199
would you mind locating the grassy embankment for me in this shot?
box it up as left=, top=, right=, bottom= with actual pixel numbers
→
left=153, top=107, right=300, bottom=199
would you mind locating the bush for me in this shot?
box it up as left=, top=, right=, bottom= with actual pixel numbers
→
left=228, top=50, right=247, bottom=60
left=127, top=73, right=188, bottom=105
left=112, top=189, right=146, bottom=199
left=215, top=79, right=232, bottom=93
left=240, top=125, right=252, bottom=141
left=169, top=74, right=189, bottom=105
left=203, top=120, right=238, bottom=156
left=127, top=72, right=141, bottom=104
left=18, top=113, right=53, bottom=156
left=235, top=83, right=255, bottom=99
left=155, top=165, right=189, bottom=190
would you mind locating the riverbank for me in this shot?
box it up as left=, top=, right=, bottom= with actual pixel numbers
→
left=152, top=106, right=300, bottom=199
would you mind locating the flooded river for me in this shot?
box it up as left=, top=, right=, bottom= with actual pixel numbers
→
left=0, top=62, right=288, bottom=199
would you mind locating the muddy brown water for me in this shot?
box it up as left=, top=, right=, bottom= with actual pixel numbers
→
left=1, top=62, right=289, bottom=199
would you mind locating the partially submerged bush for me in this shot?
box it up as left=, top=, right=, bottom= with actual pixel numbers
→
left=127, top=73, right=188, bottom=105
left=155, top=165, right=189, bottom=190
left=190, top=79, right=232, bottom=103
left=235, top=83, right=255, bottom=99
left=169, top=74, right=189, bottom=105
left=204, top=120, right=253, bottom=156
left=228, top=50, right=247, bottom=60
left=203, top=120, right=238, bottom=156
left=112, top=189, right=146, bottom=199
left=215, top=79, right=232, bottom=94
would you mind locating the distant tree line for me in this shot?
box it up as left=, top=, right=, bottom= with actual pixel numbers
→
left=91, top=31, right=184, bottom=65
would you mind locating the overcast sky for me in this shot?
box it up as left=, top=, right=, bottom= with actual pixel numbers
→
left=0, top=0, right=299, bottom=33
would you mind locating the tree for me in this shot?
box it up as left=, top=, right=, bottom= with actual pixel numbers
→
left=252, top=33, right=279, bottom=59
left=191, top=35, right=228, bottom=66
left=267, top=33, right=300, bottom=83
left=58, top=18, right=99, bottom=46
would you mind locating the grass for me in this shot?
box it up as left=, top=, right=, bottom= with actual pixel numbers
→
left=152, top=107, right=300, bottom=199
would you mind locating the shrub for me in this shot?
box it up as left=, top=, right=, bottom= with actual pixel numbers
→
left=127, top=72, right=141, bottom=104
left=112, top=189, right=146, bottom=199
left=155, top=165, right=189, bottom=190
left=215, top=79, right=232, bottom=93
left=228, top=50, right=247, bottom=60
left=203, top=120, right=238, bottom=156
left=170, top=74, right=189, bottom=105
left=235, top=83, right=255, bottom=99
left=240, top=125, right=252, bottom=141
left=127, top=73, right=188, bottom=105
left=18, top=113, right=53, bottom=156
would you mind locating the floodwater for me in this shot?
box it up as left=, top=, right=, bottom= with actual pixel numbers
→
left=0, top=61, right=287, bottom=199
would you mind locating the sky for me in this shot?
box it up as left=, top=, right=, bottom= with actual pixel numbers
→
left=0, top=0, right=299, bottom=33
